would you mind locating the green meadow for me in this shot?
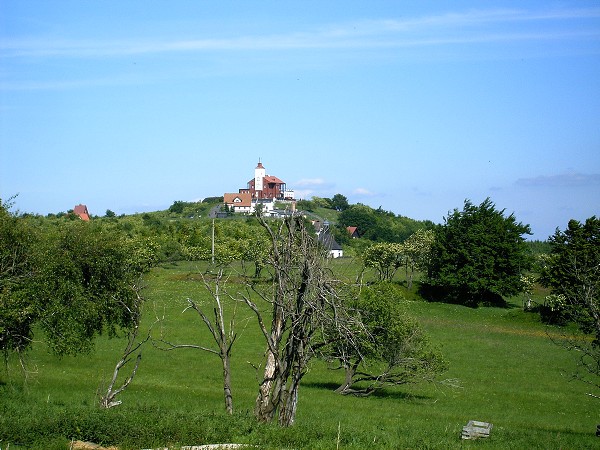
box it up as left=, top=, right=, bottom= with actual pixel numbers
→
left=1, top=259, right=597, bottom=449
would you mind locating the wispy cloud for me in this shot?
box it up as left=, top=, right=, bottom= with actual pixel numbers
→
left=293, top=189, right=316, bottom=200
left=2, top=7, right=599, bottom=59
left=295, top=178, right=329, bottom=187
left=516, top=171, right=600, bottom=188
left=353, top=187, right=375, bottom=196
left=412, top=186, right=432, bottom=197
left=292, top=178, right=336, bottom=200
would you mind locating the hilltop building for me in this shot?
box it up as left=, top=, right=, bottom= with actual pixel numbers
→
left=222, top=161, right=343, bottom=257
left=224, top=161, right=295, bottom=215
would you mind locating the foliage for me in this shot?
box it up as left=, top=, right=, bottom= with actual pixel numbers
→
left=540, top=217, right=599, bottom=336
left=520, top=274, right=537, bottom=311
left=362, top=242, right=403, bottom=282
left=168, top=200, right=209, bottom=218
left=361, top=230, right=434, bottom=286
left=338, top=204, right=377, bottom=238
left=525, top=239, right=552, bottom=256
left=169, top=200, right=187, bottom=214
left=338, top=203, right=432, bottom=243
left=424, top=198, right=532, bottom=306
left=400, top=229, right=435, bottom=289
left=0, top=197, right=37, bottom=355
left=294, top=199, right=314, bottom=212
left=330, top=282, right=447, bottom=396
left=0, top=200, right=152, bottom=358
left=34, top=222, right=148, bottom=355
left=202, top=196, right=224, bottom=203
left=331, top=193, right=349, bottom=211
left=539, top=216, right=600, bottom=396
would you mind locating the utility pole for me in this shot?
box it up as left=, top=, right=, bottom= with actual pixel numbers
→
left=212, top=218, right=215, bottom=265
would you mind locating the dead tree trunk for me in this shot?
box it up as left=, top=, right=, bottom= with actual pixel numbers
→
left=221, top=341, right=234, bottom=415
left=100, top=328, right=148, bottom=408
left=242, top=214, right=361, bottom=426
left=153, top=269, right=237, bottom=414
left=100, top=286, right=147, bottom=408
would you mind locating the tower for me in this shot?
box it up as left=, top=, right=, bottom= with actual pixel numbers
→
left=254, top=161, right=265, bottom=194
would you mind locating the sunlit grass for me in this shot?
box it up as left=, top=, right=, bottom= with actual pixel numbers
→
left=1, top=259, right=597, bottom=449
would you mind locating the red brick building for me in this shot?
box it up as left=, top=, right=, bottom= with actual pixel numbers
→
left=238, top=161, right=287, bottom=200
left=224, top=161, right=295, bottom=214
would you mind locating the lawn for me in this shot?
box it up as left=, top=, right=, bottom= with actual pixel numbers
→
left=1, top=260, right=597, bottom=449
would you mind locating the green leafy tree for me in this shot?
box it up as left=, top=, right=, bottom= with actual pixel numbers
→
left=424, top=198, right=532, bottom=306
left=241, top=235, right=269, bottom=277
left=331, top=193, right=349, bottom=212
left=0, top=201, right=151, bottom=359
left=400, top=229, right=435, bottom=289
left=331, top=283, right=447, bottom=396
left=33, top=221, right=147, bottom=355
left=339, top=203, right=430, bottom=243
left=540, top=217, right=600, bottom=397
left=362, top=242, right=403, bottom=282
left=168, top=200, right=186, bottom=214
left=338, top=204, right=377, bottom=238
left=0, top=198, right=36, bottom=357
left=295, top=199, right=314, bottom=212
left=540, top=217, right=599, bottom=334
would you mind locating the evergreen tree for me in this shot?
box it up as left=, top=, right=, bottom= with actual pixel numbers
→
left=424, top=198, right=532, bottom=306
left=540, top=216, right=599, bottom=339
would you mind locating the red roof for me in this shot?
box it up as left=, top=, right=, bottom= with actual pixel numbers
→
left=73, top=204, right=90, bottom=221
left=347, top=226, right=359, bottom=237
left=224, top=192, right=252, bottom=207
left=263, top=175, right=285, bottom=184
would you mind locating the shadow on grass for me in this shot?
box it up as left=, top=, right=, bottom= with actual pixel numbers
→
left=419, top=282, right=518, bottom=309
left=301, top=381, right=433, bottom=401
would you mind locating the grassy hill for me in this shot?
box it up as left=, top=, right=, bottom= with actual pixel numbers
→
left=0, top=259, right=596, bottom=449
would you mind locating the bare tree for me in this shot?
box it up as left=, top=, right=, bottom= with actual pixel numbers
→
left=154, top=269, right=237, bottom=414
left=100, top=284, right=149, bottom=408
left=241, top=214, right=363, bottom=426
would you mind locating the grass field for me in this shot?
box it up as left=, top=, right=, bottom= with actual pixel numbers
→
left=1, top=259, right=598, bottom=449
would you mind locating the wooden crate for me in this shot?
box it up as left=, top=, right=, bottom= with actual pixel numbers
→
left=461, top=420, right=493, bottom=440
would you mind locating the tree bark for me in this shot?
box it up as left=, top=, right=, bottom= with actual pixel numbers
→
left=335, top=359, right=359, bottom=395
left=255, top=348, right=280, bottom=422
left=222, top=345, right=233, bottom=415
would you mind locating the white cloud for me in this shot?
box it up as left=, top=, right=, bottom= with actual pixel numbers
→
left=516, top=171, right=600, bottom=188
left=2, top=7, right=598, bottom=59
left=293, top=178, right=337, bottom=200
left=293, top=189, right=315, bottom=200
left=353, top=187, right=375, bottom=196
left=295, top=178, right=327, bottom=187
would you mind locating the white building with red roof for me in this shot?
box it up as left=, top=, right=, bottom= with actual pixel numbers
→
left=224, top=161, right=295, bottom=214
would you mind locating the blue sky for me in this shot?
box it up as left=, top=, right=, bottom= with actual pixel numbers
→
left=1, top=1, right=599, bottom=239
